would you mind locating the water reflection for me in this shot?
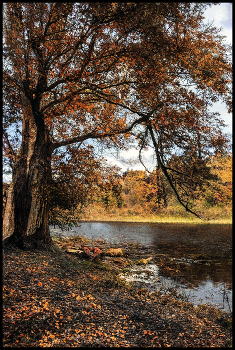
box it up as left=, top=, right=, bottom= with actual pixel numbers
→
left=150, top=223, right=232, bottom=289
left=119, top=264, right=232, bottom=312
left=150, top=223, right=232, bottom=259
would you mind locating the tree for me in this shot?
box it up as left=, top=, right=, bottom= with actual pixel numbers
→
left=121, top=170, right=167, bottom=214
left=49, top=145, right=106, bottom=229
left=96, top=166, right=124, bottom=210
left=203, top=153, right=232, bottom=206
left=3, top=3, right=232, bottom=248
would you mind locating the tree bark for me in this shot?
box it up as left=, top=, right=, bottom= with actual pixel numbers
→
left=2, top=183, right=15, bottom=240
left=3, top=146, right=53, bottom=249
left=3, top=96, right=53, bottom=249
left=3, top=142, right=53, bottom=249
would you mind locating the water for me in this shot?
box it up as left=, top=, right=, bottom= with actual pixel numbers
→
left=50, top=221, right=232, bottom=312
left=119, top=264, right=232, bottom=312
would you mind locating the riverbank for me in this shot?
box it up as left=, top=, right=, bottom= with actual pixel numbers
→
left=79, top=204, right=232, bottom=224
left=3, top=236, right=232, bottom=347
left=80, top=216, right=232, bottom=224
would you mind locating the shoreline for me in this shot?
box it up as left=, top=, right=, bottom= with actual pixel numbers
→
left=50, top=233, right=232, bottom=313
left=79, top=217, right=232, bottom=224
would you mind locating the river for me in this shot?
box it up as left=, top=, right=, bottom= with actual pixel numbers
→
left=50, top=221, right=232, bottom=313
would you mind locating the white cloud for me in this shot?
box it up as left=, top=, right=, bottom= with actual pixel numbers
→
left=203, top=3, right=232, bottom=44
left=105, top=148, right=156, bottom=172
left=120, top=148, right=153, bottom=160
left=208, top=102, right=232, bottom=134
left=202, top=3, right=232, bottom=136
left=3, top=174, right=12, bottom=184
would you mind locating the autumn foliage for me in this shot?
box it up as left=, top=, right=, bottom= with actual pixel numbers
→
left=3, top=3, right=232, bottom=247
left=78, top=153, right=232, bottom=221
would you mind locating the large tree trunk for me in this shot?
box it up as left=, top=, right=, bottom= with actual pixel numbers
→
left=3, top=97, right=53, bottom=249
left=2, top=183, right=15, bottom=240
left=3, top=144, right=53, bottom=249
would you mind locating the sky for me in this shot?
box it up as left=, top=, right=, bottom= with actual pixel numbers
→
left=105, top=2, right=233, bottom=172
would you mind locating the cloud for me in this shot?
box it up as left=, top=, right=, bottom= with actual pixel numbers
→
left=105, top=148, right=156, bottom=172
left=203, top=3, right=232, bottom=44
left=209, top=102, right=232, bottom=135
left=3, top=174, right=12, bottom=184
left=202, top=3, right=232, bottom=136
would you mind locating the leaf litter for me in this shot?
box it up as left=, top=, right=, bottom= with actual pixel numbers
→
left=3, top=235, right=232, bottom=347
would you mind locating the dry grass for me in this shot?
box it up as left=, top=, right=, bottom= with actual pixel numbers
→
left=80, top=203, right=232, bottom=224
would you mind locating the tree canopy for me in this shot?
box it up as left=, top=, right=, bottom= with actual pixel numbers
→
left=3, top=3, right=232, bottom=245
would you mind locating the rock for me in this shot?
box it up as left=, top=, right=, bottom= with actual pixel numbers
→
left=136, top=257, right=153, bottom=265
left=66, top=248, right=83, bottom=255
left=105, top=248, right=123, bottom=257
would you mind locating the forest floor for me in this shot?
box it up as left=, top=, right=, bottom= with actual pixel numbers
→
left=3, top=235, right=232, bottom=347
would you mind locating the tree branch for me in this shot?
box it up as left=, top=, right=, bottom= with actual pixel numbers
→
left=3, top=131, right=16, bottom=165
left=138, top=127, right=152, bottom=173
left=148, top=124, right=203, bottom=220
left=89, top=88, right=163, bottom=119
left=51, top=112, right=153, bottom=152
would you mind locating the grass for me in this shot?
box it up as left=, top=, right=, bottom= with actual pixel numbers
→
left=80, top=212, right=232, bottom=224
left=79, top=201, right=232, bottom=224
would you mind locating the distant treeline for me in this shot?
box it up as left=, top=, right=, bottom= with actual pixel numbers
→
left=90, top=154, right=232, bottom=209
left=3, top=154, right=232, bottom=228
